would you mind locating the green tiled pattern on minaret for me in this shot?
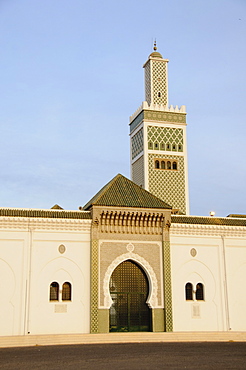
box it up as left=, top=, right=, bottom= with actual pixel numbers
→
left=152, top=60, right=168, bottom=105
left=145, top=61, right=151, bottom=105
left=148, top=153, right=186, bottom=214
left=148, top=126, right=183, bottom=150
left=131, top=128, right=143, bottom=159
left=132, top=155, right=144, bottom=187
left=145, top=111, right=186, bottom=124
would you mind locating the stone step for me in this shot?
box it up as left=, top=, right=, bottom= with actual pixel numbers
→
left=0, top=332, right=246, bottom=348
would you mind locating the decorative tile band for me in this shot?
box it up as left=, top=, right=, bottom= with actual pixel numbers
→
left=163, top=240, right=173, bottom=332
left=91, top=239, right=99, bottom=333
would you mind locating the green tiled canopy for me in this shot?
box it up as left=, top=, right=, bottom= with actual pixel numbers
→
left=84, top=174, right=172, bottom=210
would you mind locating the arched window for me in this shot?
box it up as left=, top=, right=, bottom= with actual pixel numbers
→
left=172, top=161, right=177, bottom=170
left=148, top=141, right=153, bottom=149
left=158, top=92, right=161, bottom=97
left=50, top=282, right=59, bottom=301
left=155, top=160, right=160, bottom=169
left=196, top=283, right=204, bottom=300
left=185, top=282, right=193, bottom=301
left=167, top=161, right=171, bottom=169
left=160, top=143, right=165, bottom=151
left=161, top=161, right=165, bottom=169
left=62, top=282, right=72, bottom=301
left=154, top=142, right=159, bottom=150
left=172, top=144, right=176, bottom=151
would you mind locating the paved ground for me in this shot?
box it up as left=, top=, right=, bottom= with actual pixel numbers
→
left=0, top=342, right=245, bottom=369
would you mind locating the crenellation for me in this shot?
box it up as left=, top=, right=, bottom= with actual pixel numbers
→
left=130, top=102, right=186, bottom=123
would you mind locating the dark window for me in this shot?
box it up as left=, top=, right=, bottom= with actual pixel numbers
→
left=185, top=283, right=193, bottom=300
left=155, top=142, right=159, bottom=149
left=155, top=160, right=160, bottom=169
left=167, top=161, right=171, bottom=169
left=167, top=144, right=170, bottom=150
left=161, top=161, right=165, bottom=169
left=172, top=144, right=176, bottom=151
left=62, top=282, right=72, bottom=301
left=196, top=283, right=204, bottom=300
left=158, top=92, right=161, bottom=97
left=160, top=143, right=165, bottom=150
left=173, top=162, right=177, bottom=170
left=149, top=141, right=153, bottom=149
left=50, top=282, right=59, bottom=301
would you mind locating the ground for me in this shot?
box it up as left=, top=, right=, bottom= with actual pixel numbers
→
left=0, top=342, right=246, bottom=369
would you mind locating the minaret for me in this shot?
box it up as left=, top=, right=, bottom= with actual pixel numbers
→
left=129, top=43, right=189, bottom=214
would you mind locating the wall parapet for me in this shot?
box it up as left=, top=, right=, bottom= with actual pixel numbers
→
left=170, top=222, right=246, bottom=237
left=130, top=101, right=186, bottom=123
left=0, top=216, right=92, bottom=231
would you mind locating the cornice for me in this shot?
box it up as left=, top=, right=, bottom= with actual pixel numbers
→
left=170, top=223, right=246, bottom=238
left=0, top=217, right=92, bottom=232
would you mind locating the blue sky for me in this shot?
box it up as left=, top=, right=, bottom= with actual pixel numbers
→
left=0, top=0, right=245, bottom=216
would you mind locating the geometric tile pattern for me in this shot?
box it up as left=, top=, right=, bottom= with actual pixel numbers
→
left=131, top=128, right=143, bottom=159
left=145, top=61, right=151, bottom=105
left=148, top=153, right=186, bottom=214
left=148, top=126, right=183, bottom=151
left=145, top=110, right=186, bottom=124
left=91, top=239, right=99, bottom=333
left=163, top=240, right=173, bottom=332
left=132, top=155, right=144, bottom=188
left=152, top=60, right=168, bottom=105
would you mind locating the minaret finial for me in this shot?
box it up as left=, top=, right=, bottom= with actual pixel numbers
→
left=153, top=39, right=157, bottom=51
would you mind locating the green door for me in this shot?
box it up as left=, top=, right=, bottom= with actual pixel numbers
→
left=109, top=260, right=151, bottom=332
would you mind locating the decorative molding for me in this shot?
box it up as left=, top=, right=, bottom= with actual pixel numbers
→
left=102, top=251, right=160, bottom=309
left=190, top=248, right=197, bottom=257
left=99, top=210, right=165, bottom=235
left=0, top=217, right=92, bottom=232
left=58, top=244, right=66, bottom=254
left=126, top=243, right=134, bottom=252
left=170, top=223, right=246, bottom=237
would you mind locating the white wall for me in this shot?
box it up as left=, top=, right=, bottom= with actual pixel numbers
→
left=0, top=231, right=28, bottom=336
left=170, top=234, right=226, bottom=332
left=0, top=217, right=91, bottom=336
left=225, top=238, right=246, bottom=331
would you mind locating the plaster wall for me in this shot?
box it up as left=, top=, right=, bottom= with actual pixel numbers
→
left=0, top=231, right=28, bottom=336
left=28, top=230, right=91, bottom=335
left=225, top=238, right=246, bottom=331
left=170, top=234, right=226, bottom=332
left=0, top=220, right=91, bottom=337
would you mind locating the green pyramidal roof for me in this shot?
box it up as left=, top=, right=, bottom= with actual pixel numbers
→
left=83, top=174, right=172, bottom=210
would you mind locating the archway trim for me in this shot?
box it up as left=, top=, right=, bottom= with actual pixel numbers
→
left=103, top=251, right=159, bottom=309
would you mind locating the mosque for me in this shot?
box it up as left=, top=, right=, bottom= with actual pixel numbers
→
left=1, top=45, right=246, bottom=336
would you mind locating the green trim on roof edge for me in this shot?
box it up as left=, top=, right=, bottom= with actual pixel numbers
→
left=0, top=208, right=91, bottom=219
left=171, top=215, right=246, bottom=227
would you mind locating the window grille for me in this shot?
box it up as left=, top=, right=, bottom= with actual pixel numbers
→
left=62, top=282, right=72, bottom=301
left=50, top=282, right=59, bottom=301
